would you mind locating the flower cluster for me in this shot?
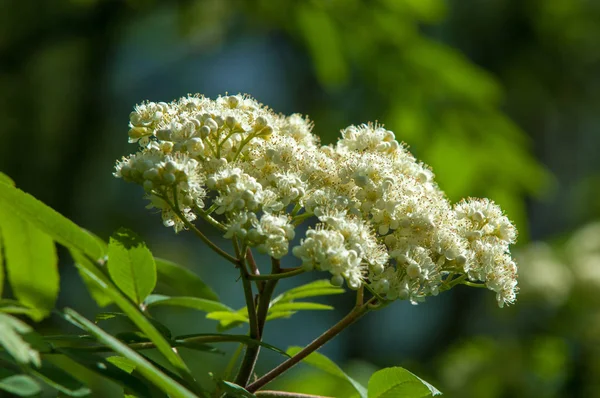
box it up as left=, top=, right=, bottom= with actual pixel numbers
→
left=115, top=93, right=518, bottom=307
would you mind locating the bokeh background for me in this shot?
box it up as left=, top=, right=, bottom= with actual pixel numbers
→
left=1, top=0, right=600, bottom=397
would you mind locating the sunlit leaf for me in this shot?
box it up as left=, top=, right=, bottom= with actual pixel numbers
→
left=108, top=228, right=156, bottom=305
left=367, top=367, right=441, bottom=398
left=155, top=258, right=219, bottom=301
left=0, top=207, right=58, bottom=321
left=287, top=346, right=367, bottom=398
left=0, top=181, right=103, bottom=260
left=0, top=172, right=15, bottom=186
left=272, top=280, right=344, bottom=303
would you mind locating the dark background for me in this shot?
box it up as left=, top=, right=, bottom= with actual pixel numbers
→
left=1, top=0, right=599, bottom=397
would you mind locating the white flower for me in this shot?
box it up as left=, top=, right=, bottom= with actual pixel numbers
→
left=116, top=93, right=519, bottom=307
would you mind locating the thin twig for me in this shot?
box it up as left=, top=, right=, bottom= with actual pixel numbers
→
left=248, top=268, right=305, bottom=281
left=165, top=190, right=239, bottom=265
left=255, top=391, right=333, bottom=398
left=247, top=297, right=377, bottom=393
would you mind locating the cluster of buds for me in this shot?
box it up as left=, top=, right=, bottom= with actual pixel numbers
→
left=115, top=94, right=518, bottom=307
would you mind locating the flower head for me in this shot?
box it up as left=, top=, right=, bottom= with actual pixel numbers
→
left=116, top=93, right=519, bottom=307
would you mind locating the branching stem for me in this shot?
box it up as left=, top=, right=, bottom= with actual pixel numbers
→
left=246, top=297, right=377, bottom=393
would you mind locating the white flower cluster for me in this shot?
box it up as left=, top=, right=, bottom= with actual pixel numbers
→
left=115, top=93, right=518, bottom=307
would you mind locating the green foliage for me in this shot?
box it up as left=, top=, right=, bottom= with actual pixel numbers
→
left=145, top=295, right=233, bottom=313
left=0, top=173, right=104, bottom=260
left=368, top=367, right=441, bottom=398
left=286, top=346, right=368, bottom=398
left=108, top=228, right=157, bottom=305
left=154, top=258, right=219, bottom=301
left=63, top=308, right=199, bottom=398
left=0, top=313, right=41, bottom=367
left=0, top=175, right=445, bottom=397
left=0, top=207, right=58, bottom=321
left=0, top=374, right=41, bottom=397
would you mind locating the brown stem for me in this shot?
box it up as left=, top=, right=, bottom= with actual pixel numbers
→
left=234, top=258, right=281, bottom=387
left=247, top=297, right=376, bottom=393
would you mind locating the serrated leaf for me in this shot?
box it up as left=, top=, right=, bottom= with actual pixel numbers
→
left=287, top=346, right=367, bottom=398
left=0, top=181, right=103, bottom=260
left=0, top=374, right=41, bottom=396
left=269, top=302, right=334, bottom=312
left=0, top=208, right=58, bottom=321
left=0, top=313, right=41, bottom=367
left=62, top=308, right=197, bottom=398
left=108, top=228, right=156, bottom=305
left=367, top=367, right=442, bottom=398
left=28, top=360, right=91, bottom=397
left=146, top=295, right=233, bottom=314
left=155, top=258, right=219, bottom=301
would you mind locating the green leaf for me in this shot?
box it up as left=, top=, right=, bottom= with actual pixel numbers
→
left=62, top=308, right=198, bottom=398
left=28, top=360, right=91, bottom=397
left=108, top=228, right=156, bottom=305
left=213, top=378, right=256, bottom=398
left=70, top=249, right=196, bottom=386
left=206, top=311, right=249, bottom=323
left=367, top=367, right=442, bottom=398
left=145, top=295, right=233, bottom=313
left=174, top=333, right=290, bottom=358
left=0, top=300, right=44, bottom=319
left=287, top=346, right=367, bottom=398
left=0, top=313, right=41, bottom=367
left=155, top=258, right=219, bottom=301
left=71, top=250, right=114, bottom=308
left=0, top=374, right=41, bottom=397
left=264, top=311, right=295, bottom=322
left=0, top=207, right=58, bottom=320
left=272, top=280, right=344, bottom=304
left=0, top=181, right=103, bottom=260
left=269, top=302, right=334, bottom=312
left=0, top=172, right=15, bottom=186
left=95, top=312, right=123, bottom=321
left=106, top=356, right=137, bottom=374
left=51, top=350, right=160, bottom=398
left=0, top=225, right=4, bottom=298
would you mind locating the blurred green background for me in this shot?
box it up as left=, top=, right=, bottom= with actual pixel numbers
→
left=1, top=0, right=600, bottom=397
